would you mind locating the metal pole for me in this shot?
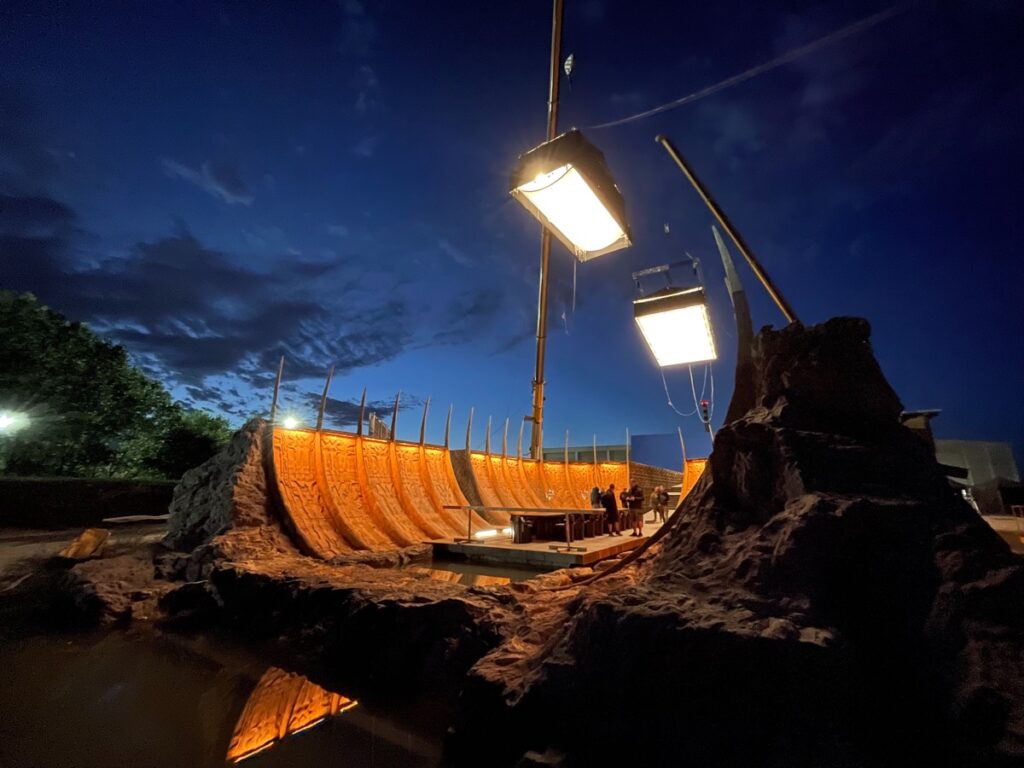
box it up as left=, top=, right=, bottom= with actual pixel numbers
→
left=655, top=134, right=799, bottom=325
left=269, top=355, right=285, bottom=423
left=625, top=427, right=630, bottom=488
left=528, top=0, right=565, bottom=460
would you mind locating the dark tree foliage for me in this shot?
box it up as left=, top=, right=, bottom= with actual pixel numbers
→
left=0, top=291, right=232, bottom=479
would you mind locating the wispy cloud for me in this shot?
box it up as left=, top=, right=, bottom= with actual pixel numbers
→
left=352, top=136, right=378, bottom=158
left=161, top=158, right=254, bottom=205
left=437, top=238, right=475, bottom=268
left=338, top=0, right=376, bottom=58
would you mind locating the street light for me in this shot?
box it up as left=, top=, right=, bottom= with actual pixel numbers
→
left=634, top=286, right=717, bottom=367
left=510, top=129, right=631, bottom=262
left=0, top=411, right=28, bottom=434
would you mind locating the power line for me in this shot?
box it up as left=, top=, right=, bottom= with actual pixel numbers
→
left=590, top=4, right=910, bottom=130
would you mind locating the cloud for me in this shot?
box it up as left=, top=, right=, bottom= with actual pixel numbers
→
left=161, top=158, right=254, bottom=205
left=326, top=223, right=349, bottom=238
left=299, top=391, right=420, bottom=429
left=0, top=84, right=59, bottom=193
left=352, top=64, right=381, bottom=115
left=352, top=136, right=378, bottom=158
left=0, top=193, right=74, bottom=233
left=338, top=0, right=376, bottom=58
left=437, top=238, right=475, bottom=268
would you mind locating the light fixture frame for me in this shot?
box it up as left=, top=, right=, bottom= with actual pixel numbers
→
left=633, top=286, right=717, bottom=368
left=509, top=128, right=631, bottom=261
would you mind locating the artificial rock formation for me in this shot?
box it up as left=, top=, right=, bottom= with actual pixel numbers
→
left=452, top=318, right=1023, bottom=767
left=50, top=317, right=1020, bottom=767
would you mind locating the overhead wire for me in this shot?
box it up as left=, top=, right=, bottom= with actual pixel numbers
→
left=661, top=367, right=697, bottom=417
left=589, top=3, right=910, bottom=130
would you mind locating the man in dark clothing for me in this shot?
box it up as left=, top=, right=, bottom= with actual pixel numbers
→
left=601, top=484, right=621, bottom=536
left=626, top=482, right=645, bottom=536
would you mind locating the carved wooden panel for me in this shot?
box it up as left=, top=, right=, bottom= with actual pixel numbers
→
left=358, top=437, right=425, bottom=546
left=319, top=433, right=394, bottom=550
left=271, top=429, right=351, bottom=558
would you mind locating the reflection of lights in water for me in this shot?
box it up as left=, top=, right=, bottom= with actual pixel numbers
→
left=474, top=529, right=498, bottom=539
left=227, top=668, right=358, bottom=763
left=501, top=527, right=514, bottom=536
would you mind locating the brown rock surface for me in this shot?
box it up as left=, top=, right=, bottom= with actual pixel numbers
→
left=450, top=318, right=1023, bottom=767
left=66, top=317, right=1020, bottom=767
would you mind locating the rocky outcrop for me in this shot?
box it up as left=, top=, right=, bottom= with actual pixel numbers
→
left=451, top=318, right=1023, bottom=767
left=48, top=317, right=1020, bottom=767
left=164, top=419, right=280, bottom=553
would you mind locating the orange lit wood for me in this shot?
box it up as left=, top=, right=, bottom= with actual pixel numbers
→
left=271, top=429, right=352, bottom=558
left=317, top=432, right=394, bottom=550
left=421, top=445, right=489, bottom=532
left=357, top=436, right=427, bottom=546
left=682, top=457, right=707, bottom=499
left=566, top=462, right=597, bottom=507
left=227, top=667, right=357, bottom=763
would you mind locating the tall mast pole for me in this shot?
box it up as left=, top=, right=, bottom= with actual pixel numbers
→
left=528, top=0, right=564, bottom=459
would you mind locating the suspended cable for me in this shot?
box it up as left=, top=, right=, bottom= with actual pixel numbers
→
left=661, top=368, right=697, bottom=417
left=589, top=4, right=909, bottom=130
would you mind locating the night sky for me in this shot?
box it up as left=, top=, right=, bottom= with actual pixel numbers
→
left=1, top=1, right=1021, bottom=461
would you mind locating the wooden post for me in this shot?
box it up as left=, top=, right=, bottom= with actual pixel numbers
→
left=418, top=396, right=431, bottom=445
left=444, top=404, right=453, bottom=449
left=465, top=407, right=474, bottom=452
left=269, top=355, right=285, bottom=422
left=316, top=366, right=335, bottom=431
left=389, top=392, right=401, bottom=440
left=485, top=416, right=492, bottom=454
left=356, top=388, right=367, bottom=437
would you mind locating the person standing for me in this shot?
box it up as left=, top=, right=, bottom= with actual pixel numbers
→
left=590, top=485, right=602, bottom=508
left=601, top=484, right=621, bottom=536
left=651, top=485, right=669, bottom=524
left=627, top=482, right=645, bottom=536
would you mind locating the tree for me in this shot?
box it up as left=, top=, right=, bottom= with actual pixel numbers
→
left=0, top=291, right=231, bottom=478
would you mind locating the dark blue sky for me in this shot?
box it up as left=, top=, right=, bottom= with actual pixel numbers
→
left=1, top=0, right=1021, bottom=460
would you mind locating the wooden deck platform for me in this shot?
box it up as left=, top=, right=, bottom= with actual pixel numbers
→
left=430, top=519, right=665, bottom=569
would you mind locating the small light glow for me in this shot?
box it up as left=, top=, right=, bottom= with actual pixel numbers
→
left=282, top=416, right=299, bottom=429
left=501, top=527, right=514, bottom=536
left=515, top=164, right=628, bottom=260
left=474, top=529, right=499, bottom=539
left=0, top=411, right=27, bottom=434
left=634, top=288, right=717, bottom=367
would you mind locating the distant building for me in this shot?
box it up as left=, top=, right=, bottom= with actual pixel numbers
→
left=542, top=433, right=690, bottom=472
left=934, top=439, right=1020, bottom=485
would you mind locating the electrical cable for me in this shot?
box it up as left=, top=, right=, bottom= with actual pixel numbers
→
left=589, top=4, right=909, bottom=130
left=661, top=368, right=697, bottom=417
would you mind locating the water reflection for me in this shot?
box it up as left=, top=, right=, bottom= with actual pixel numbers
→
left=0, top=632, right=445, bottom=767
left=228, top=668, right=357, bottom=762
left=404, top=566, right=511, bottom=587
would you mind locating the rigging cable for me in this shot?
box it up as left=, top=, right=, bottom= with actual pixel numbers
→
left=661, top=368, right=697, bottom=417
left=589, top=4, right=909, bottom=130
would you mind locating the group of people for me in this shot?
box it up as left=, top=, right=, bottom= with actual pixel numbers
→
left=589, top=482, right=671, bottom=537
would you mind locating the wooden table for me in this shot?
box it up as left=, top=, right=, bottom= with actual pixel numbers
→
left=443, top=506, right=605, bottom=552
